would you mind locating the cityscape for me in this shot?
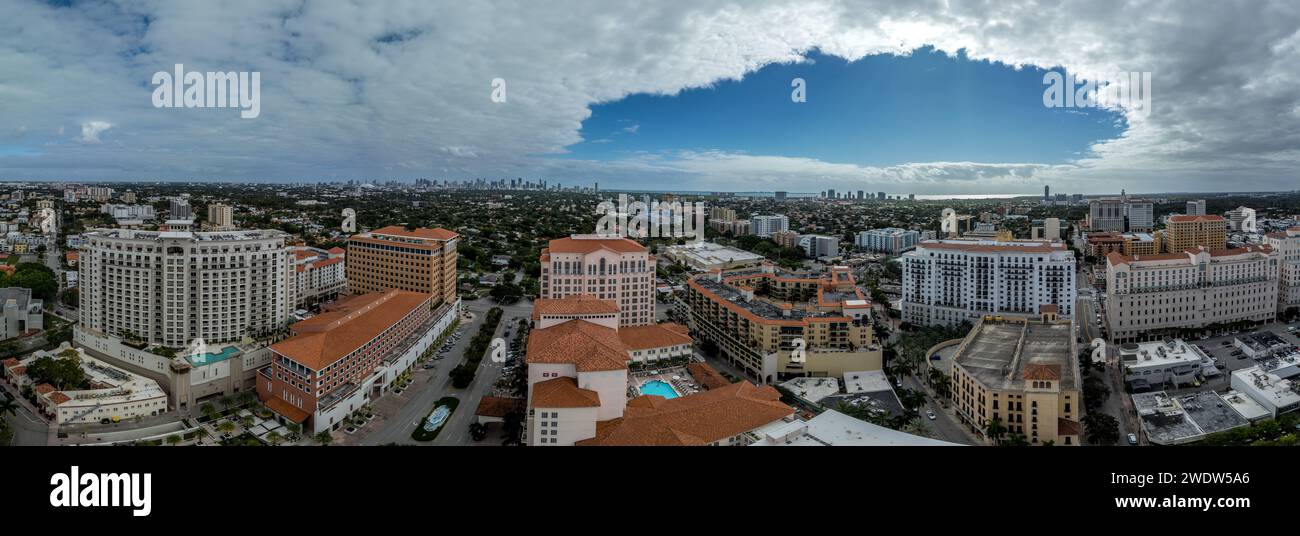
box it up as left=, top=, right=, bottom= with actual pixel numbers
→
left=4, top=2, right=1300, bottom=520
left=1, top=182, right=1298, bottom=449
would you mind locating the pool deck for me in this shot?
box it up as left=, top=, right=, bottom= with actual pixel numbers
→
left=631, top=367, right=705, bottom=399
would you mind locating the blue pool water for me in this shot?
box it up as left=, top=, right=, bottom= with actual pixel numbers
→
left=640, top=380, right=679, bottom=399
left=187, top=346, right=240, bottom=366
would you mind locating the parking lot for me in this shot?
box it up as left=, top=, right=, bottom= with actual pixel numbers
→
left=1160, top=321, right=1300, bottom=397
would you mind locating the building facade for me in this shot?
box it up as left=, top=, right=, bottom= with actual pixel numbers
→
left=901, top=240, right=1076, bottom=327
left=1265, top=227, right=1300, bottom=313
left=750, top=215, right=789, bottom=238
left=1105, top=246, right=1279, bottom=343
left=539, top=235, right=655, bottom=326
left=290, top=246, right=346, bottom=308
left=1164, top=214, right=1226, bottom=253
left=855, top=227, right=920, bottom=255
left=78, top=229, right=293, bottom=347
left=345, top=226, right=459, bottom=306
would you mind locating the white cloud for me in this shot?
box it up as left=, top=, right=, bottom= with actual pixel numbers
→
left=79, top=121, right=113, bottom=144
left=0, top=0, right=1296, bottom=193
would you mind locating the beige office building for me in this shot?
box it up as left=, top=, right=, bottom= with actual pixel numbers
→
left=1105, top=245, right=1279, bottom=344
left=207, top=203, right=235, bottom=230
left=1164, top=214, right=1226, bottom=253
left=539, top=235, right=655, bottom=326
left=345, top=226, right=459, bottom=306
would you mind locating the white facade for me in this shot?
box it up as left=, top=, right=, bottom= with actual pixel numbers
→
left=797, top=234, right=840, bottom=258
left=1230, top=366, right=1300, bottom=417
left=1186, top=200, right=1206, bottom=216
left=855, top=227, right=919, bottom=255
left=1118, top=339, right=1212, bottom=387
left=1265, top=228, right=1300, bottom=312
left=750, top=215, right=789, bottom=238
left=901, top=240, right=1076, bottom=327
left=78, top=228, right=294, bottom=347
left=1106, top=246, right=1279, bottom=343
left=290, top=246, right=346, bottom=308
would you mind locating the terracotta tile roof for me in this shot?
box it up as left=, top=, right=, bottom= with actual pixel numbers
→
left=1, top=358, right=18, bottom=367
left=264, top=397, right=310, bottom=423
left=293, top=250, right=317, bottom=260
left=34, top=383, right=55, bottom=394
left=526, top=320, right=628, bottom=372
left=686, top=362, right=730, bottom=390
left=309, top=257, right=343, bottom=269
left=919, top=241, right=1061, bottom=253
left=475, top=396, right=525, bottom=418
left=65, top=251, right=79, bottom=261
left=532, top=295, right=620, bottom=320
left=1023, top=363, right=1061, bottom=381
left=369, top=226, right=459, bottom=241
left=327, top=247, right=345, bottom=254
left=545, top=235, right=647, bottom=254
left=1057, top=417, right=1082, bottom=436
left=48, top=392, right=71, bottom=405
left=575, top=382, right=792, bottom=446
left=530, top=377, right=601, bottom=408
left=1168, top=214, right=1225, bottom=222
left=271, top=290, right=431, bottom=370
left=1109, top=245, right=1274, bottom=266
left=9, top=365, right=25, bottom=376
left=617, top=323, right=692, bottom=350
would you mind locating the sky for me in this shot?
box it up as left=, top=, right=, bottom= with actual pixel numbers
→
left=1, top=0, right=1298, bottom=195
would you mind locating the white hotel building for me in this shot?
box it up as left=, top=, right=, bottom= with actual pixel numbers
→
left=1265, top=228, right=1300, bottom=313
left=901, top=240, right=1076, bottom=327
left=1105, top=245, right=1279, bottom=344
left=78, top=228, right=294, bottom=348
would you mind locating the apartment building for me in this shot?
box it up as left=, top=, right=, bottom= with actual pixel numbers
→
left=1265, top=227, right=1300, bottom=313
left=685, top=264, right=881, bottom=384
left=797, top=234, right=840, bottom=258
left=1186, top=199, right=1207, bottom=216
left=290, top=246, right=346, bottom=308
left=345, top=226, right=459, bottom=306
left=771, top=230, right=800, bottom=249
left=901, top=239, right=1076, bottom=327
left=539, top=234, right=655, bottom=326
left=750, top=215, right=789, bottom=238
left=1227, top=206, right=1257, bottom=231
left=207, top=203, right=235, bottom=230
left=1164, top=214, right=1226, bottom=253
left=258, top=290, right=451, bottom=433
left=78, top=228, right=293, bottom=347
left=856, top=227, right=920, bottom=255
left=1089, top=196, right=1153, bottom=232
left=949, top=311, right=1082, bottom=445
left=1105, top=245, right=1279, bottom=344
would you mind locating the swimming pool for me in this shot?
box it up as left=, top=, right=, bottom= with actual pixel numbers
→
left=187, top=346, right=240, bottom=366
left=639, top=380, right=679, bottom=399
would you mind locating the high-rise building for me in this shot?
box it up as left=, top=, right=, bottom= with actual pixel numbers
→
left=797, top=234, right=840, bottom=258
left=86, top=186, right=113, bottom=202
left=1105, top=245, right=1278, bottom=343
left=207, top=203, right=234, bottom=230
left=1089, top=197, right=1152, bottom=232
left=1164, top=215, right=1226, bottom=252
left=1125, top=199, right=1154, bottom=232
left=771, top=230, right=800, bottom=249
left=857, top=190, right=865, bottom=200
left=856, top=227, right=920, bottom=255
left=877, top=191, right=886, bottom=200
left=170, top=198, right=192, bottom=219
left=709, top=207, right=737, bottom=222
left=78, top=228, right=293, bottom=347
left=1186, top=199, right=1207, bottom=216
left=774, top=191, right=787, bottom=202
left=345, top=226, right=460, bottom=306
left=949, top=310, right=1081, bottom=446
left=1044, top=185, right=1050, bottom=202
left=901, top=239, right=1076, bottom=327
left=1226, top=206, right=1257, bottom=232
left=1265, top=228, right=1300, bottom=313
left=121, top=190, right=137, bottom=204
left=826, top=189, right=836, bottom=199
left=750, top=215, right=789, bottom=237
left=539, top=234, right=655, bottom=326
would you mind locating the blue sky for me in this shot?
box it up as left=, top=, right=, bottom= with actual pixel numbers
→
left=565, top=47, right=1125, bottom=167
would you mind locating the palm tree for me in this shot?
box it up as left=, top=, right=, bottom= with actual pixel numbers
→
left=266, top=431, right=284, bottom=446
left=984, top=417, right=1008, bottom=445
left=165, top=434, right=182, bottom=446
left=0, top=397, right=19, bottom=417
left=314, top=431, right=333, bottom=446
left=199, top=403, right=218, bottom=421
left=216, top=421, right=236, bottom=435
left=286, top=422, right=302, bottom=439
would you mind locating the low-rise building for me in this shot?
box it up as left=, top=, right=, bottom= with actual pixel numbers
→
left=0, top=287, right=43, bottom=339
left=1118, top=339, right=1215, bottom=390
left=855, top=228, right=920, bottom=255
left=1133, top=390, right=1250, bottom=445
left=661, top=241, right=765, bottom=271
left=749, top=408, right=959, bottom=446
left=4, top=344, right=167, bottom=426
left=1229, top=366, right=1300, bottom=418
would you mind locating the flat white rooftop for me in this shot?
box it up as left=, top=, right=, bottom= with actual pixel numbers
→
left=843, top=370, right=892, bottom=394
left=750, top=409, right=959, bottom=446
left=778, top=377, right=840, bottom=403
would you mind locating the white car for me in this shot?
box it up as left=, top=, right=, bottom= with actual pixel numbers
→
left=926, top=409, right=937, bottom=420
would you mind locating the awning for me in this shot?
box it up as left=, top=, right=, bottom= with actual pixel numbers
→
left=264, top=397, right=310, bottom=423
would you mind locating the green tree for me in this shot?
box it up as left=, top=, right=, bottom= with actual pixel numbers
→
left=314, top=431, right=333, bottom=446
left=1083, top=412, right=1121, bottom=445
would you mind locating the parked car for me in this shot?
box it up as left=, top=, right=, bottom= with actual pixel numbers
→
left=1127, top=433, right=1138, bottom=445
left=926, top=409, right=936, bottom=420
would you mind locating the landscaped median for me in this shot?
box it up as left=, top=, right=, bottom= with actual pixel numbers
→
left=411, top=396, right=460, bottom=442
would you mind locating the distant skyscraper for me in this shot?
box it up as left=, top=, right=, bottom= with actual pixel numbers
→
left=774, top=191, right=787, bottom=201
left=1044, top=185, right=1050, bottom=201
left=1186, top=199, right=1206, bottom=216
left=170, top=198, right=192, bottom=219
left=751, top=215, right=789, bottom=237
left=207, top=203, right=234, bottom=230
left=857, top=190, right=864, bottom=200
left=826, top=189, right=836, bottom=199
left=877, top=191, right=886, bottom=200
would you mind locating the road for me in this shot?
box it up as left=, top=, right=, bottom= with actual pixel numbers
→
left=901, top=374, right=978, bottom=445
left=357, top=297, right=533, bottom=445
left=0, top=380, right=53, bottom=446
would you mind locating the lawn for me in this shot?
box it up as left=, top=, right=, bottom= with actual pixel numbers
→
left=411, top=397, right=460, bottom=442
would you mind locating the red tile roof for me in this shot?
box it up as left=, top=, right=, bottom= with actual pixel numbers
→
left=545, top=236, right=647, bottom=254
left=369, top=226, right=459, bottom=241
left=34, top=383, right=55, bottom=394
left=48, top=392, right=71, bottom=405
left=526, top=320, right=628, bottom=372
left=1023, top=363, right=1061, bottom=381
left=576, top=382, right=792, bottom=446
left=1168, top=214, right=1225, bottom=222
left=617, top=323, right=692, bottom=350
left=264, top=397, right=310, bottom=423
left=686, top=363, right=730, bottom=390
left=530, top=377, right=601, bottom=408
left=532, top=295, right=620, bottom=320
left=474, top=396, right=525, bottom=418
left=271, top=290, right=431, bottom=370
